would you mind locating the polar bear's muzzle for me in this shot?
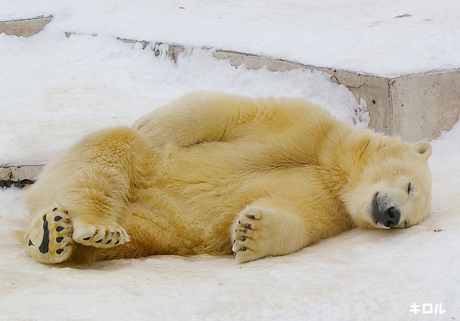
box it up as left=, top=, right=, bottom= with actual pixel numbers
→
left=371, top=193, right=401, bottom=228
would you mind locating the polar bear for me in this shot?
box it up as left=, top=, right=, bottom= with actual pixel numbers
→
left=23, top=92, right=432, bottom=265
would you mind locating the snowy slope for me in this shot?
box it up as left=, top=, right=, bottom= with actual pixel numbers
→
left=1, top=1, right=459, bottom=320
left=1, top=0, right=460, bottom=76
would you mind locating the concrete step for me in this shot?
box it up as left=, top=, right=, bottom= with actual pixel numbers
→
left=1, top=16, right=459, bottom=185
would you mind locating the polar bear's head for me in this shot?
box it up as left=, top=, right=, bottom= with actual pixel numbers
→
left=345, top=141, right=432, bottom=229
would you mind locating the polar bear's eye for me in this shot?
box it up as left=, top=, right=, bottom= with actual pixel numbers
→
left=407, top=182, right=412, bottom=194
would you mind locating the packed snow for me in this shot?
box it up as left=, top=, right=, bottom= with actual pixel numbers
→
left=0, top=30, right=366, bottom=166
left=1, top=1, right=459, bottom=320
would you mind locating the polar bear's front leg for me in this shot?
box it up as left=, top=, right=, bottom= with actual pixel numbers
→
left=231, top=206, right=307, bottom=263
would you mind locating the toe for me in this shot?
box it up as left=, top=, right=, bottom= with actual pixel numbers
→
left=72, top=219, right=130, bottom=247
left=72, top=223, right=98, bottom=244
left=244, top=207, right=264, bottom=220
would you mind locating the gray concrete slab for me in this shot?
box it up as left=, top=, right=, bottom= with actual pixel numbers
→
left=3, top=17, right=459, bottom=143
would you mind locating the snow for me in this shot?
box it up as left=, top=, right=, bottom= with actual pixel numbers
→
left=0, top=30, right=365, bottom=165
left=2, top=0, right=460, bottom=76
left=1, top=1, right=460, bottom=320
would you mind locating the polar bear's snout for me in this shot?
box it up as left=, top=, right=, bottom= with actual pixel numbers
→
left=371, top=193, right=401, bottom=228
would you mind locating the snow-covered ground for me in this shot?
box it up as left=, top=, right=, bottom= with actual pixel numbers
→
left=1, top=1, right=460, bottom=320
left=2, top=0, right=460, bottom=76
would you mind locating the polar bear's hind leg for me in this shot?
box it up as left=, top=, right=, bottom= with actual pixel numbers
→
left=25, top=203, right=74, bottom=264
left=25, top=202, right=131, bottom=264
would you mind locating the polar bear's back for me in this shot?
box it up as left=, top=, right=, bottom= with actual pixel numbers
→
left=136, top=92, right=348, bottom=168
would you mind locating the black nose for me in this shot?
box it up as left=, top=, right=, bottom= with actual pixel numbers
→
left=372, top=194, right=401, bottom=228
left=382, top=206, right=400, bottom=228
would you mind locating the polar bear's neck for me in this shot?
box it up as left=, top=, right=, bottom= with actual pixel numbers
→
left=316, top=125, right=399, bottom=194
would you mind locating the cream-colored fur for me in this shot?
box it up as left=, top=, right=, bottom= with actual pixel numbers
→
left=23, top=92, right=432, bottom=264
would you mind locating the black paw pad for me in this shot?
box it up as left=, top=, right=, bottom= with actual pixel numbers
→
left=28, top=239, right=34, bottom=246
left=56, top=249, right=64, bottom=254
left=54, top=216, right=62, bottom=221
left=52, top=207, right=58, bottom=212
left=39, top=216, right=50, bottom=254
left=56, top=226, right=64, bottom=232
left=56, top=237, right=64, bottom=243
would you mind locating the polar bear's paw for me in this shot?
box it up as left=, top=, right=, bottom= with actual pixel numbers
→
left=232, top=206, right=272, bottom=264
left=26, top=203, right=74, bottom=264
left=72, top=217, right=130, bottom=248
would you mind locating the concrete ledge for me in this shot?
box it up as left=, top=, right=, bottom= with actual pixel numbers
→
left=0, top=16, right=52, bottom=37
left=2, top=17, right=459, bottom=142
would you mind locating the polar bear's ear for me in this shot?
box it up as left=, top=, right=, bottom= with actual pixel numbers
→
left=412, top=141, right=432, bottom=160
